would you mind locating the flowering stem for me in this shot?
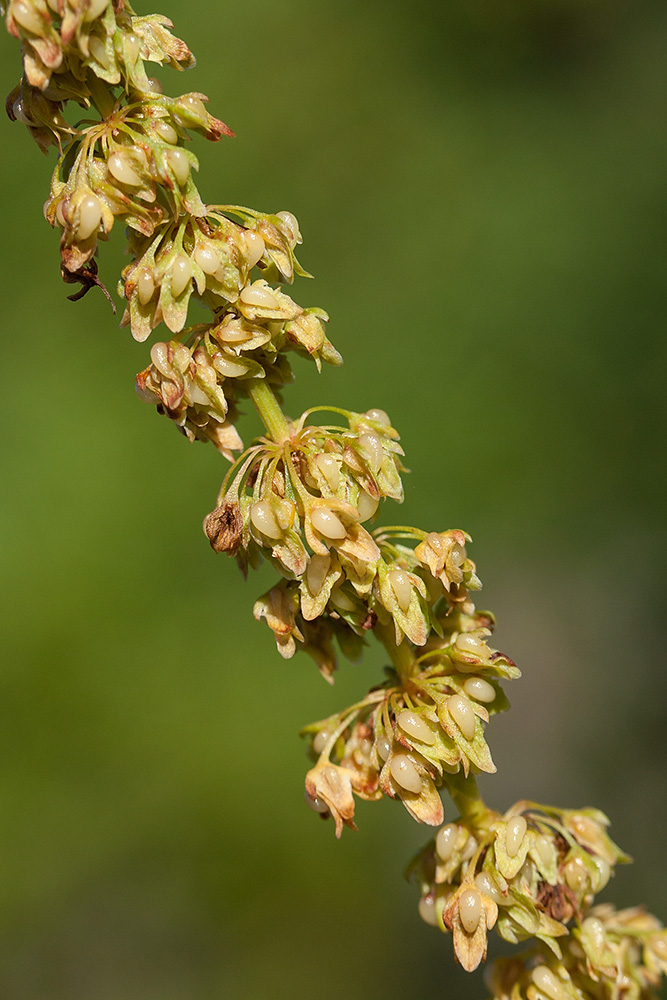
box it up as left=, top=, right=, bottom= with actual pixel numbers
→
left=375, top=621, right=417, bottom=685
left=248, top=380, right=291, bottom=444
left=447, top=771, right=493, bottom=832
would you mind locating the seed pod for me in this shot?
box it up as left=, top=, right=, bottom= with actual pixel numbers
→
left=312, top=728, right=331, bottom=755
left=397, top=710, right=436, bottom=745
left=389, top=754, right=422, bottom=793
left=12, top=1, right=43, bottom=35
left=194, top=241, right=220, bottom=276
left=213, top=356, right=248, bottom=377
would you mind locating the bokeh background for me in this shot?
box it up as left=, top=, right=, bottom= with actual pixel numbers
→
left=1, top=1, right=666, bottom=997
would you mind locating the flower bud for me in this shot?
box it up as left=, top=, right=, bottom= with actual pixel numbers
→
left=531, top=966, right=569, bottom=1000
left=307, top=553, right=331, bottom=595
left=418, top=893, right=439, bottom=927
left=455, top=633, right=492, bottom=658
left=364, top=408, right=390, bottom=426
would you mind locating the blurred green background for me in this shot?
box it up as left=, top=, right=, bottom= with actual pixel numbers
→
left=1, top=1, right=666, bottom=997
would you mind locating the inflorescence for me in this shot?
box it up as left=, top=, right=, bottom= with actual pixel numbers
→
left=4, top=2, right=665, bottom=995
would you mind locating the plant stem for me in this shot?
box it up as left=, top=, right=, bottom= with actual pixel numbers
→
left=375, top=621, right=417, bottom=685
left=447, top=771, right=495, bottom=832
left=248, top=380, right=291, bottom=444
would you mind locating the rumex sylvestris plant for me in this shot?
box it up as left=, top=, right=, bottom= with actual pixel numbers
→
left=4, top=2, right=666, bottom=996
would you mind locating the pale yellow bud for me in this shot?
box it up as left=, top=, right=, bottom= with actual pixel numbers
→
left=505, top=815, right=527, bottom=858
left=311, top=507, right=346, bottom=541
left=447, top=694, right=476, bottom=740
left=388, top=569, right=412, bottom=612
left=463, top=677, right=495, bottom=703
left=356, top=490, right=378, bottom=522
left=154, top=120, right=178, bottom=144
left=397, top=710, right=436, bottom=745
left=169, top=254, right=192, bottom=297
left=389, top=754, right=421, bottom=793
left=250, top=500, right=282, bottom=539
left=166, top=148, right=190, bottom=186
left=108, top=151, right=142, bottom=187
left=243, top=230, right=265, bottom=268
left=77, top=195, right=102, bottom=240
left=531, top=966, right=569, bottom=1000
left=12, top=1, right=43, bottom=35
left=83, top=0, right=109, bottom=20
left=314, top=453, right=340, bottom=492
left=365, top=408, right=390, bottom=426
left=455, top=633, right=491, bottom=658
left=213, top=356, right=248, bottom=378
left=435, top=823, right=458, bottom=861
left=240, top=285, right=279, bottom=308
left=475, top=871, right=503, bottom=905
left=458, top=888, right=482, bottom=934
left=357, top=430, right=383, bottom=473
left=136, top=268, right=155, bottom=305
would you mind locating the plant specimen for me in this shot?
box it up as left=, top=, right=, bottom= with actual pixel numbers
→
left=3, top=2, right=666, bottom=996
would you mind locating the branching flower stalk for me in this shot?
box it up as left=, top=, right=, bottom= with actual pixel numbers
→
left=4, top=2, right=666, bottom=996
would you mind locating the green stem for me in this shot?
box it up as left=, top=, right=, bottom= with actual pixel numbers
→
left=375, top=620, right=416, bottom=685
left=248, top=381, right=291, bottom=444
left=446, top=771, right=495, bottom=832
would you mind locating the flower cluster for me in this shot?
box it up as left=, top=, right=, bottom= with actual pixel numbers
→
left=486, top=904, right=667, bottom=1000
left=5, top=4, right=664, bottom=1000
left=410, top=804, right=629, bottom=972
